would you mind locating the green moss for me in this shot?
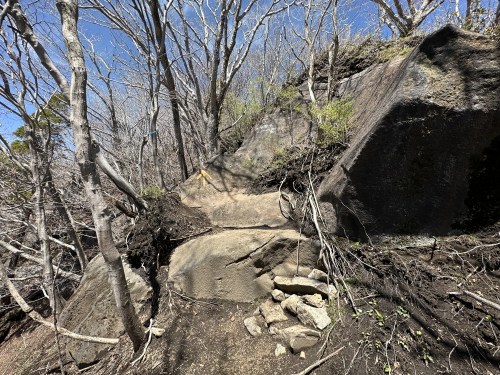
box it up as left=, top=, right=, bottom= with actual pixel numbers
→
left=378, top=45, right=413, bottom=62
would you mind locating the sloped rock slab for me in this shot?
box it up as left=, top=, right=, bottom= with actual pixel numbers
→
left=274, top=276, right=336, bottom=298
left=318, top=26, right=500, bottom=238
left=168, top=229, right=319, bottom=301
left=182, top=191, right=289, bottom=228
left=58, top=255, right=151, bottom=368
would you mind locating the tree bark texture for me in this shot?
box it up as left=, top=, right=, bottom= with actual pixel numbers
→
left=56, top=0, right=145, bottom=351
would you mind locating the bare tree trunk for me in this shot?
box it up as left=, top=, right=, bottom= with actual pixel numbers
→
left=46, top=173, right=88, bottom=270
left=327, top=0, right=340, bottom=102
left=207, top=110, right=220, bottom=158
left=28, top=133, right=64, bottom=315
left=307, top=50, right=317, bottom=104
left=495, top=1, right=499, bottom=26
left=56, top=0, right=145, bottom=351
left=138, top=135, right=148, bottom=192
left=148, top=0, right=189, bottom=182
left=150, top=98, right=166, bottom=190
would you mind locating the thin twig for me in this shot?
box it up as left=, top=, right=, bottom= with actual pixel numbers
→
left=448, top=290, right=500, bottom=312
left=292, top=346, right=345, bottom=375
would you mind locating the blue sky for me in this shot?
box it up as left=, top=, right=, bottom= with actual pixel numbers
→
left=1, top=0, right=497, bottom=143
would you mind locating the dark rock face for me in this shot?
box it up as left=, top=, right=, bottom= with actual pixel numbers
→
left=318, top=25, right=500, bottom=238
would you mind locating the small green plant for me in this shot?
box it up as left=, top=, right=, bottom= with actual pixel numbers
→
left=422, top=348, right=434, bottom=366
left=383, top=363, right=392, bottom=373
left=398, top=338, right=410, bottom=352
left=310, top=97, right=354, bottom=146
left=374, top=309, right=385, bottom=326
left=142, top=184, right=163, bottom=198
left=396, top=306, right=410, bottom=319
left=271, top=147, right=292, bottom=168
left=352, top=308, right=363, bottom=321
left=379, top=45, right=413, bottom=62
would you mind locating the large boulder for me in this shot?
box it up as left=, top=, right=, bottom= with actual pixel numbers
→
left=58, top=255, right=151, bottom=368
left=167, top=229, right=319, bottom=301
left=181, top=191, right=290, bottom=229
left=178, top=110, right=312, bottom=216
left=318, top=25, right=500, bottom=238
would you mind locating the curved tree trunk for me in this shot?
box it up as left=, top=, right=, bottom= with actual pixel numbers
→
left=56, top=0, right=145, bottom=351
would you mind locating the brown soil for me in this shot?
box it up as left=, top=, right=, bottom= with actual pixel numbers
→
left=1, top=222, right=498, bottom=375
left=249, top=144, right=346, bottom=195
left=123, top=192, right=211, bottom=271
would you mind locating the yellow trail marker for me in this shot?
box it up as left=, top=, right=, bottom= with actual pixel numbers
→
left=196, top=169, right=212, bottom=188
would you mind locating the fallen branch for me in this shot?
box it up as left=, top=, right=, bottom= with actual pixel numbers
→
left=0, top=260, right=119, bottom=345
left=448, top=290, right=500, bottom=312
left=292, top=346, right=344, bottom=375
left=0, top=240, right=80, bottom=282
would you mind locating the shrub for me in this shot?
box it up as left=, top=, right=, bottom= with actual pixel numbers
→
left=142, top=184, right=163, bottom=198
left=310, top=97, right=354, bottom=146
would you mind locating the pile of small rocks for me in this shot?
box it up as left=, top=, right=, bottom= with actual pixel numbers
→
left=243, top=269, right=336, bottom=357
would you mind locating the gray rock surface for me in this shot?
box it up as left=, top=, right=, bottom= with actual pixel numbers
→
left=279, top=325, right=321, bottom=353
left=308, top=269, right=328, bottom=282
left=58, top=255, right=151, bottom=367
left=178, top=109, right=312, bottom=216
left=281, top=295, right=331, bottom=330
left=180, top=191, right=290, bottom=229
left=274, top=276, right=336, bottom=298
left=259, top=300, right=288, bottom=325
left=244, top=316, right=263, bottom=337
left=296, top=303, right=331, bottom=330
left=168, top=229, right=319, bottom=301
left=275, top=343, right=287, bottom=357
left=281, top=294, right=302, bottom=314
left=272, top=289, right=287, bottom=302
left=318, top=26, right=500, bottom=238
left=303, top=294, right=325, bottom=308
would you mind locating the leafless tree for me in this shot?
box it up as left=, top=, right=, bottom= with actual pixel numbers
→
left=167, top=0, right=291, bottom=158
left=88, top=0, right=189, bottom=183
left=55, top=0, right=145, bottom=349
left=371, top=0, right=444, bottom=36
left=2, top=0, right=146, bottom=349
left=0, top=22, right=68, bottom=313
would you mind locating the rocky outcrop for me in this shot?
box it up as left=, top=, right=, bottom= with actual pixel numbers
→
left=58, top=255, right=151, bottom=368
left=167, top=229, right=319, bottom=301
left=181, top=191, right=290, bottom=229
left=241, top=268, right=334, bottom=356
left=318, top=26, right=500, bottom=238
left=177, top=111, right=312, bottom=208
